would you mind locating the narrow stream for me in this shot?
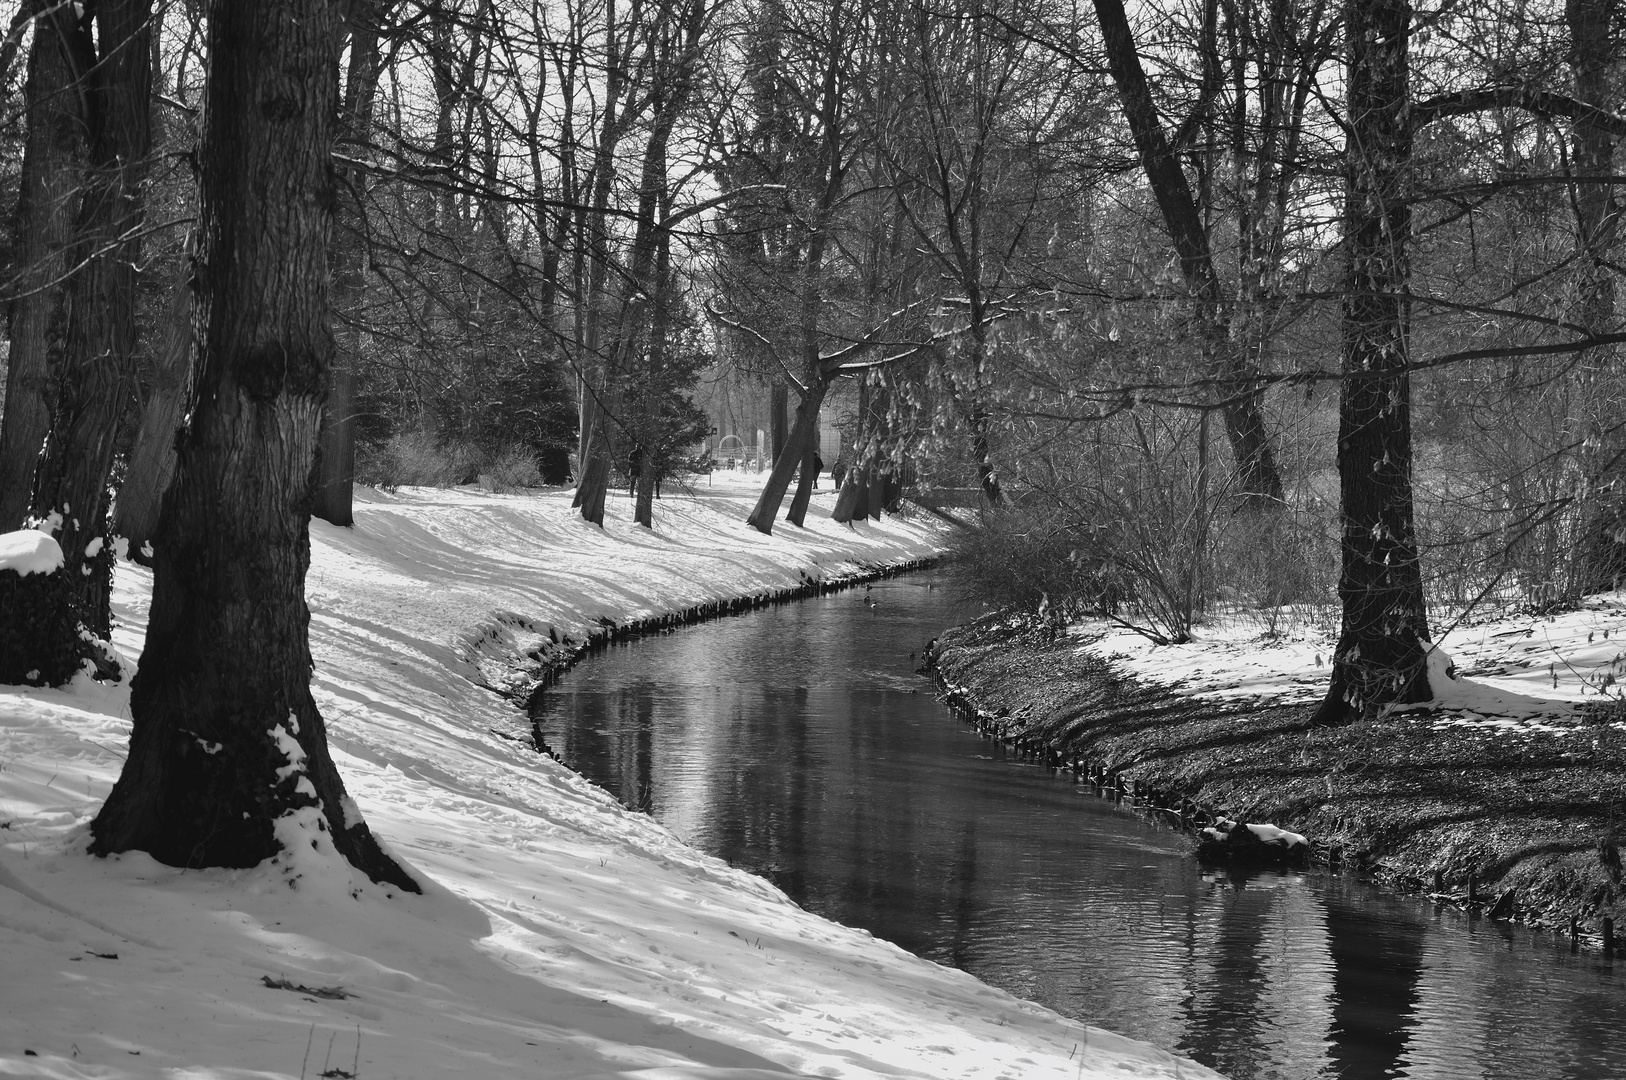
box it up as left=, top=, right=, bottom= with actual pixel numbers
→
left=531, top=573, right=1626, bottom=1080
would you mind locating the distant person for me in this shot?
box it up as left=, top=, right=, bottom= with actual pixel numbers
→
left=627, top=444, right=643, bottom=495
left=813, top=451, right=825, bottom=489
left=831, top=455, right=847, bottom=488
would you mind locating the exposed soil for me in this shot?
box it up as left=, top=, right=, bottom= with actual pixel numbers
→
left=929, top=615, right=1626, bottom=949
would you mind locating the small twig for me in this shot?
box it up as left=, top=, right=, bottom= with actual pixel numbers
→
left=300, top=1023, right=315, bottom=1080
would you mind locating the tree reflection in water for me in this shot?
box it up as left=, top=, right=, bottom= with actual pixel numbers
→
left=533, top=575, right=1626, bottom=1080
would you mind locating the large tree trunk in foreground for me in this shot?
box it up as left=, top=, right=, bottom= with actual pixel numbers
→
left=1314, top=0, right=1431, bottom=725
left=90, top=0, right=417, bottom=892
left=113, top=256, right=195, bottom=558
left=0, top=7, right=83, bottom=531
left=27, top=0, right=152, bottom=638
left=1092, top=0, right=1284, bottom=510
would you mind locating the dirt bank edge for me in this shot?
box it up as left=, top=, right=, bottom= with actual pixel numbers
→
left=928, top=615, right=1626, bottom=951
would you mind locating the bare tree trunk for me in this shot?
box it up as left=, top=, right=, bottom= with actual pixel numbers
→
left=746, top=377, right=829, bottom=532
left=586, top=0, right=707, bottom=528
left=831, top=462, right=870, bottom=523
left=745, top=3, right=848, bottom=534
left=634, top=453, right=656, bottom=526
left=90, top=0, right=417, bottom=891
left=785, top=435, right=816, bottom=526
left=112, top=253, right=195, bottom=557
left=1092, top=0, right=1284, bottom=510
left=313, top=2, right=385, bottom=528
left=573, top=0, right=633, bottom=521
left=27, top=0, right=152, bottom=638
left=578, top=440, right=612, bottom=522
left=770, top=380, right=788, bottom=464
left=1567, top=0, right=1626, bottom=594
left=1314, top=0, right=1431, bottom=725
left=0, top=5, right=83, bottom=530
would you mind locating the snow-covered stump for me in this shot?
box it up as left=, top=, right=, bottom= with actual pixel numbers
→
left=0, top=530, right=80, bottom=687
left=1196, top=818, right=1310, bottom=865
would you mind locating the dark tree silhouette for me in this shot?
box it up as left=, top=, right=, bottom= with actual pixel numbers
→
left=1314, top=0, right=1432, bottom=725
left=0, top=2, right=83, bottom=532
left=90, top=0, right=418, bottom=891
left=1091, top=0, right=1284, bottom=511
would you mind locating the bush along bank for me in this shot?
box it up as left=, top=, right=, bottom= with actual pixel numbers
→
left=927, top=613, right=1626, bottom=954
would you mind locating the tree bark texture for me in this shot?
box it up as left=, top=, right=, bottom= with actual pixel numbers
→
left=745, top=8, right=846, bottom=535
left=1567, top=0, right=1626, bottom=594
left=90, top=0, right=418, bottom=892
left=312, top=3, right=385, bottom=528
left=831, top=463, right=871, bottom=522
left=113, top=250, right=196, bottom=557
left=573, top=0, right=633, bottom=518
left=634, top=198, right=678, bottom=530
left=1092, top=0, right=1285, bottom=510
left=26, top=0, right=152, bottom=638
left=634, top=453, right=656, bottom=527
left=578, top=0, right=708, bottom=526
left=1314, top=0, right=1432, bottom=725
left=770, top=380, right=789, bottom=465
left=784, top=435, right=817, bottom=526
left=0, top=6, right=83, bottom=530
left=746, top=377, right=829, bottom=532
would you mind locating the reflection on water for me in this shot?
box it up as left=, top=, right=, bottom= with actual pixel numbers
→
left=531, top=574, right=1626, bottom=1080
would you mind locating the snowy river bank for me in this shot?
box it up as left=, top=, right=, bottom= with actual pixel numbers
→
left=0, top=477, right=1220, bottom=1080
left=534, top=568, right=1626, bottom=1079
left=929, top=606, right=1626, bottom=947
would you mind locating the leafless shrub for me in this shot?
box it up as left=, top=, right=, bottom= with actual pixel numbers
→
left=356, top=431, right=538, bottom=491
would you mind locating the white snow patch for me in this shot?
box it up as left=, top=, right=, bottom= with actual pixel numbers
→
left=0, top=483, right=1223, bottom=1080
left=1244, top=822, right=1307, bottom=848
left=0, top=529, right=64, bottom=576
left=1201, top=817, right=1307, bottom=850
left=271, top=718, right=307, bottom=781
left=1073, top=590, right=1626, bottom=734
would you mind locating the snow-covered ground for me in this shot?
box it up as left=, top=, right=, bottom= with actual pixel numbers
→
left=1, top=473, right=1221, bottom=1080
left=1080, top=593, right=1626, bottom=732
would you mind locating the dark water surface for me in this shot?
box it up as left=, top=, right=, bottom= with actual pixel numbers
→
left=531, top=573, right=1626, bottom=1080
